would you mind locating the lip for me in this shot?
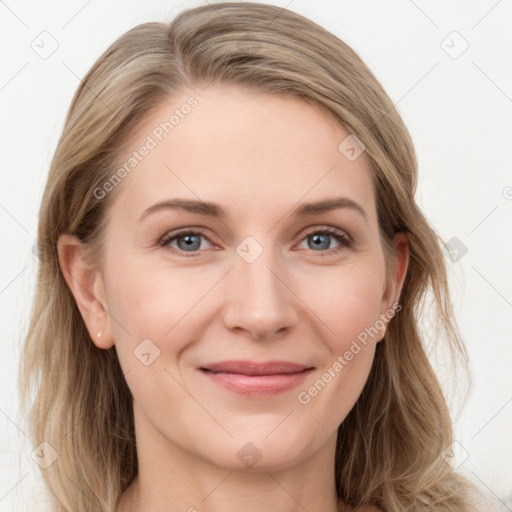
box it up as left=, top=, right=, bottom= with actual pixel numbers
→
left=198, top=360, right=314, bottom=396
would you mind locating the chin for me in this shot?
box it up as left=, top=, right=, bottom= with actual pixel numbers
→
left=198, top=427, right=320, bottom=473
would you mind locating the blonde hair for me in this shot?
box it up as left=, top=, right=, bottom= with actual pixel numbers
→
left=20, top=2, right=477, bottom=510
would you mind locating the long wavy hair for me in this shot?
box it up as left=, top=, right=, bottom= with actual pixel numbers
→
left=20, top=2, right=477, bottom=511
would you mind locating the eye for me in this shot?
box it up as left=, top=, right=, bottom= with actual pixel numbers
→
left=297, top=227, right=352, bottom=254
left=158, top=226, right=352, bottom=257
left=159, top=229, right=214, bottom=256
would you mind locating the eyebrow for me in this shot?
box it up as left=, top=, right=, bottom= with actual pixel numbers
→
left=138, top=197, right=368, bottom=224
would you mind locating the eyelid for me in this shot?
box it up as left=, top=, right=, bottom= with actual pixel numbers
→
left=158, top=227, right=214, bottom=249
left=300, top=225, right=353, bottom=244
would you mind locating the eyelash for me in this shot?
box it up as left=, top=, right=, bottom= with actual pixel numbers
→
left=158, top=226, right=352, bottom=257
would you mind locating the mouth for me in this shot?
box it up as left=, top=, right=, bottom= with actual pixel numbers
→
left=198, top=360, right=315, bottom=396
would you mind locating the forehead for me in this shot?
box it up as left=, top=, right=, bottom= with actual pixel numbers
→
left=110, top=84, right=376, bottom=225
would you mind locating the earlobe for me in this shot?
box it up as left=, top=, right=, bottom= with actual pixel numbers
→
left=57, top=233, right=114, bottom=349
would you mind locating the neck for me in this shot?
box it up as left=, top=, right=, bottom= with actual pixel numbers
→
left=117, top=412, right=341, bottom=512
left=120, top=469, right=340, bottom=512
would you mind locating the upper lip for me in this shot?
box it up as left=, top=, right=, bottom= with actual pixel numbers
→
left=199, top=360, right=313, bottom=376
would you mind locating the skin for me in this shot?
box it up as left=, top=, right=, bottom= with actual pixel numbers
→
left=58, top=84, right=408, bottom=512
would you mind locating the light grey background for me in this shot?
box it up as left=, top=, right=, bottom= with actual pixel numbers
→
left=1, top=0, right=511, bottom=509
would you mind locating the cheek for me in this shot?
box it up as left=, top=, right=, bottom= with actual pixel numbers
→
left=103, top=259, right=200, bottom=416
left=104, top=254, right=222, bottom=370
left=300, top=262, right=385, bottom=349
left=293, top=263, right=384, bottom=418
left=103, top=256, right=187, bottom=354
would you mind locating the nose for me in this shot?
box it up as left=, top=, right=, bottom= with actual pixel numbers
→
left=221, top=244, right=299, bottom=340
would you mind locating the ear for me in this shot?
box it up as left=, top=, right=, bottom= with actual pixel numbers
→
left=57, top=233, right=114, bottom=349
left=378, top=232, right=409, bottom=340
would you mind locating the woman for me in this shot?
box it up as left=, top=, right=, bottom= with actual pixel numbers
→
left=20, top=2, right=482, bottom=511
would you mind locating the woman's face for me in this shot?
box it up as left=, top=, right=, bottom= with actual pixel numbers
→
left=93, top=84, right=404, bottom=471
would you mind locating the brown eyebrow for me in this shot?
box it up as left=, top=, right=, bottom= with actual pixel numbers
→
left=295, top=197, right=368, bottom=223
left=138, top=197, right=368, bottom=224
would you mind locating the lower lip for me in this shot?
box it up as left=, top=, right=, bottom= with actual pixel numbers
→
left=200, top=369, right=313, bottom=396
